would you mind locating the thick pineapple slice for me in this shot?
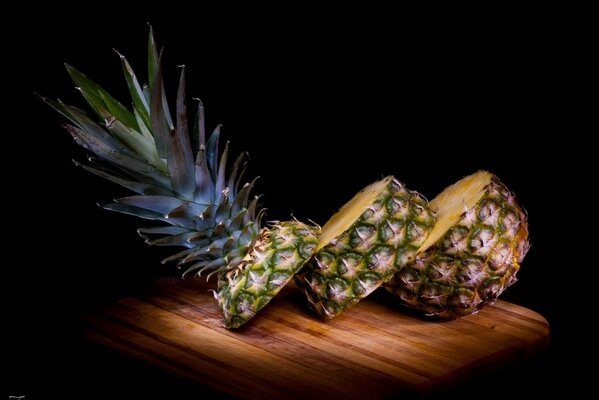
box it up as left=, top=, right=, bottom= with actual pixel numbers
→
left=297, top=177, right=436, bottom=319
left=385, top=171, right=529, bottom=318
left=217, top=221, right=319, bottom=328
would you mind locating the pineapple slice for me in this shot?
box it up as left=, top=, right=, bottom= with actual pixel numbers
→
left=297, top=177, right=436, bottom=319
left=385, top=171, right=529, bottom=318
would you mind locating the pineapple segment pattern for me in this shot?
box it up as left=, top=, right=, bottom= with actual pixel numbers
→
left=385, top=171, right=529, bottom=318
left=297, top=177, right=436, bottom=318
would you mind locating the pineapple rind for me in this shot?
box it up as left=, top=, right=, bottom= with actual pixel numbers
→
left=297, top=178, right=436, bottom=319
left=218, top=221, right=319, bottom=328
left=384, top=173, right=529, bottom=318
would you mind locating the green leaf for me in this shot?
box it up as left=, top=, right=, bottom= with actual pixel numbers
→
left=134, top=108, right=155, bottom=142
left=148, top=26, right=159, bottom=90
left=104, top=113, right=165, bottom=170
left=65, top=64, right=139, bottom=130
left=117, top=50, right=151, bottom=129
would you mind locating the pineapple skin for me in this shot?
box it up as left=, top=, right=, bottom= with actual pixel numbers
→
left=218, top=221, right=319, bottom=328
left=385, top=176, right=529, bottom=318
left=297, top=178, right=436, bottom=319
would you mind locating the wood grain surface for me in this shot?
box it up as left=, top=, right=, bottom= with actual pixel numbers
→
left=81, top=278, right=549, bottom=399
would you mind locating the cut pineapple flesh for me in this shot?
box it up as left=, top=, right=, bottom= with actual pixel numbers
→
left=418, top=170, right=492, bottom=254
left=317, top=176, right=393, bottom=251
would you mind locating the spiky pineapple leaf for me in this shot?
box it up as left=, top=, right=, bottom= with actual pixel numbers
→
left=65, top=64, right=138, bottom=130
left=148, top=26, right=159, bottom=91
left=138, top=226, right=192, bottom=236
left=149, top=54, right=170, bottom=158
left=74, top=160, right=174, bottom=196
left=103, top=113, right=164, bottom=169
left=43, top=97, right=130, bottom=154
left=191, top=100, right=206, bottom=156
left=168, top=66, right=195, bottom=198
left=214, top=142, right=229, bottom=203
left=117, top=51, right=151, bottom=129
left=64, top=124, right=170, bottom=187
left=133, top=108, right=155, bottom=142
left=206, top=124, right=221, bottom=182
left=117, top=195, right=185, bottom=215
left=194, top=146, right=215, bottom=204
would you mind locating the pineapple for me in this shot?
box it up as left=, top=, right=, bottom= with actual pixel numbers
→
left=44, top=29, right=318, bottom=328
left=384, top=171, right=529, bottom=318
left=297, top=176, right=436, bottom=318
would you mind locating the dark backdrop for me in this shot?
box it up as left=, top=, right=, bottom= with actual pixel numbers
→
left=6, top=6, right=586, bottom=399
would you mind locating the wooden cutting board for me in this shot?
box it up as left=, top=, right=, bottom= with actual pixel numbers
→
left=81, top=278, right=549, bottom=399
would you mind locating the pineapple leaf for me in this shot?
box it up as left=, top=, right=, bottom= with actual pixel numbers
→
left=145, top=231, right=201, bottom=247
left=194, top=146, right=215, bottom=204
left=117, top=50, right=151, bottom=129
left=65, top=64, right=138, bottom=130
left=103, top=202, right=174, bottom=224
left=227, top=152, right=247, bottom=202
left=191, top=99, right=206, bottom=157
left=133, top=108, right=155, bottom=142
left=103, top=113, right=165, bottom=169
left=206, top=124, right=221, bottom=182
left=232, top=177, right=259, bottom=215
left=74, top=160, right=174, bottom=196
left=168, top=66, right=195, bottom=198
left=137, top=226, right=193, bottom=241
left=64, top=124, right=170, bottom=188
left=149, top=53, right=170, bottom=158
left=214, top=142, right=229, bottom=203
left=117, top=195, right=185, bottom=215
left=148, top=26, right=159, bottom=91
left=43, top=98, right=129, bottom=155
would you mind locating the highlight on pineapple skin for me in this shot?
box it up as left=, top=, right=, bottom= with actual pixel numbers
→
left=297, top=177, right=436, bottom=319
left=384, top=172, right=529, bottom=318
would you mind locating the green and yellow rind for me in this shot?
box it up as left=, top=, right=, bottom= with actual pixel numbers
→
left=218, top=221, right=319, bottom=328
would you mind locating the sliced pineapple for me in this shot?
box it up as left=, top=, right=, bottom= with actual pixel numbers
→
left=385, top=171, right=529, bottom=318
left=297, top=177, right=436, bottom=319
left=217, top=221, right=319, bottom=328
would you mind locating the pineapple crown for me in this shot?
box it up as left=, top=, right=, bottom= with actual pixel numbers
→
left=43, top=28, right=264, bottom=278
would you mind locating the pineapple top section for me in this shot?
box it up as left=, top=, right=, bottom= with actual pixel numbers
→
left=318, top=176, right=393, bottom=251
left=45, top=28, right=263, bottom=277
left=418, top=171, right=492, bottom=253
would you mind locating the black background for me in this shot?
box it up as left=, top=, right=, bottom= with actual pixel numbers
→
left=6, top=6, right=588, bottom=399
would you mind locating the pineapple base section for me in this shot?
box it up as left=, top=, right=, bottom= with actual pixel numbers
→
left=385, top=171, right=529, bottom=318
left=297, top=177, right=435, bottom=319
left=217, top=221, right=319, bottom=328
